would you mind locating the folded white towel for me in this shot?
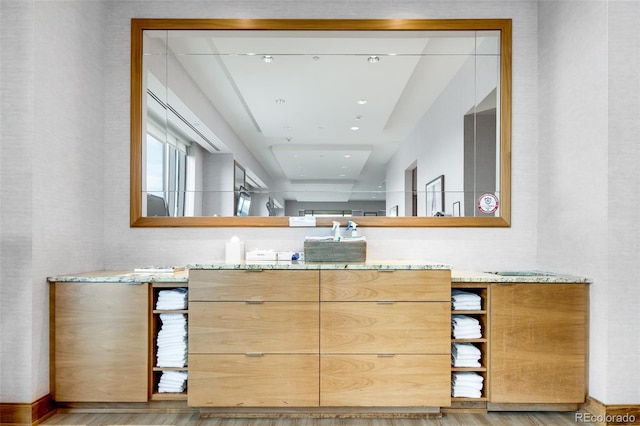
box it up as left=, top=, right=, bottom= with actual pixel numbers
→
left=452, top=343, right=481, bottom=356
left=452, top=301, right=482, bottom=310
left=452, top=324, right=482, bottom=339
left=158, top=370, right=188, bottom=393
left=451, top=386, right=482, bottom=398
left=452, top=358, right=481, bottom=368
left=156, top=289, right=188, bottom=310
left=453, top=372, right=484, bottom=384
left=451, top=315, right=480, bottom=326
left=451, top=290, right=481, bottom=302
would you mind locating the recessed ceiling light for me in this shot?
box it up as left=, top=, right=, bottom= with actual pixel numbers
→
left=339, top=174, right=346, bottom=177
left=367, top=56, right=380, bottom=63
left=357, top=99, right=367, bottom=105
left=350, top=126, right=359, bottom=131
left=344, top=155, right=351, bottom=158
left=262, top=55, right=274, bottom=63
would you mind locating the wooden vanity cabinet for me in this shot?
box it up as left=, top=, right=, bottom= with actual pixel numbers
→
left=188, top=268, right=451, bottom=409
left=490, top=283, right=588, bottom=404
left=187, top=270, right=320, bottom=407
left=50, top=282, right=149, bottom=402
left=320, top=269, right=451, bottom=407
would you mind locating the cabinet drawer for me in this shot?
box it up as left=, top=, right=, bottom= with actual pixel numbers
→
left=189, top=269, right=318, bottom=301
left=190, top=301, right=319, bottom=353
left=321, top=302, right=450, bottom=354
left=320, top=269, right=450, bottom=301
left=188, top=354, right=319, bottom=407
left=320, top=354, right=451, bottom=407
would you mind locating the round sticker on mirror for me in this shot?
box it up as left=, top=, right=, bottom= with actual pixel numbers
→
left=478, top=193, right=499, bottom=214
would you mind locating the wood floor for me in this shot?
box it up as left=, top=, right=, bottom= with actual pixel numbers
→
left=41, top=411, right=596, bottom=425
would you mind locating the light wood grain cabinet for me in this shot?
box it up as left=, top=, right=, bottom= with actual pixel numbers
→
left=490, top=283, right=588, bottom=404
left=319, top=269, right=451, bottom=407
left=187, top=269, right=320, bottom=407
left=188, top=268, right=452, bottom=409
left=50, top=282, right=149, bottom=402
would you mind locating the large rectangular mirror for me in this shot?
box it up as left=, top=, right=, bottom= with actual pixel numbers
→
left=131, top=19, right=511, bottom=227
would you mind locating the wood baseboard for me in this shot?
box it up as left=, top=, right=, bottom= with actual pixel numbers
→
left=581, top=396, right=640, bottom=425
left=0, top=394, right=56, bottom=425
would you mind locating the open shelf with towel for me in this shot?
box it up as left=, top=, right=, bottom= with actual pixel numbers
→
left=151, top=283, right=189, bottom=400
left=450, top=284, right=489, bottom=402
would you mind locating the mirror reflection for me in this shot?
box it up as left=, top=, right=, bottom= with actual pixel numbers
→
left=132, top=19, right=511, bottom=226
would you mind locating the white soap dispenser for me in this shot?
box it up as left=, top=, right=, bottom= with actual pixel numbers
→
left=346, top=220, right=358, bottom=237
left=332, top=221, right=341, bottom=241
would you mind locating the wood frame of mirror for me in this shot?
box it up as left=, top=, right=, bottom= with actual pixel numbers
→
left=131, top=18, right=511, bottom=227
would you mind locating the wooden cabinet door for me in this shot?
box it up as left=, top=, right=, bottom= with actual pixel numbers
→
left=52, top=282, right=149, bottom=402
left=490, top=283, right=587, bottom=403
left=321, top=302, right=450, bottom=353
left=189, top=354, right=319, bottom=407
left=321, top=354, right=450, bottom=407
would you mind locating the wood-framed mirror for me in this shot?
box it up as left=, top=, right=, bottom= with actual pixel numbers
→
left=131, top=18, right=511, bottom=227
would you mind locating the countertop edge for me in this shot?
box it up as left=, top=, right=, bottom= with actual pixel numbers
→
left=48, top=265, right=591, bottom=284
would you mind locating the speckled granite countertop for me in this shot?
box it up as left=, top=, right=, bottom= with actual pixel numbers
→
left=452, top=270, right=591, bottom=283
left=48, top=269, right=189, bottom=283
left=48, top=264, right=590, bottom=284
left=188, top=260, right=451, bottom=271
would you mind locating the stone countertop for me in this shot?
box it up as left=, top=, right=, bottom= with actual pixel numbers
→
left=452, top=270, right=591, bottom=283
left=188, top=260, right=452, bottom=270
left=48, top=269, right=189, bottom=283
left=48, top=265, right=591, bottom=284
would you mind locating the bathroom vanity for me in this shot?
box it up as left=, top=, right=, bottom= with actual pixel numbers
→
left=48, top=263, right=589, bottom=416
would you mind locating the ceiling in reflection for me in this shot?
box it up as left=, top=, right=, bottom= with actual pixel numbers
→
left=149, top=30, right=496, bottom=201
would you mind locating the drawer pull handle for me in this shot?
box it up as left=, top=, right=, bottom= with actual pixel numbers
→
left=246, top=300, right=264, bottom=304
left=377, top=301, right=395, bottom=304
left=378, top=269, right=395, bottom=273
left=245, top=353, right=264, bottom=357
left=377, top=353, right=395, bottom=357
left=246, top=269, right=264, bottom=272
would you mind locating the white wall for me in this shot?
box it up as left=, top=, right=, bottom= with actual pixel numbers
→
left=102, top=0, right=540, bottom=272
left=2, top=0, right=637, bottom=408
left=0, top=0, right=107, bottom=402
left=537, top=0, right=640, bottom=404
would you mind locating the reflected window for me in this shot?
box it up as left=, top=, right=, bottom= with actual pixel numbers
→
left=145, top=131, right=188, bottom=217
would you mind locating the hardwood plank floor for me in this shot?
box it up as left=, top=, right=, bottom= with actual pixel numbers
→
left=41, top=411, right=596, bottom=425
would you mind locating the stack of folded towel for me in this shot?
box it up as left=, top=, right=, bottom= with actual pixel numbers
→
left=451, top=290, right=482, bottom=310
left=452, top=371, right=484, bottom=398
left=451, top=342, right=482, bottom=367
left=451, top=315, right=482, bottom=339
left=158, top=370, right=188, bottom=393
left=156, top=288, right=188, bottom=310
left=156, top=313, right=187, bottom=368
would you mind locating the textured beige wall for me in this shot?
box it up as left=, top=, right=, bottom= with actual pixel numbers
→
left=2, top=0, right=637, bottom=407
left=537, top=0, right=640, bottom=404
